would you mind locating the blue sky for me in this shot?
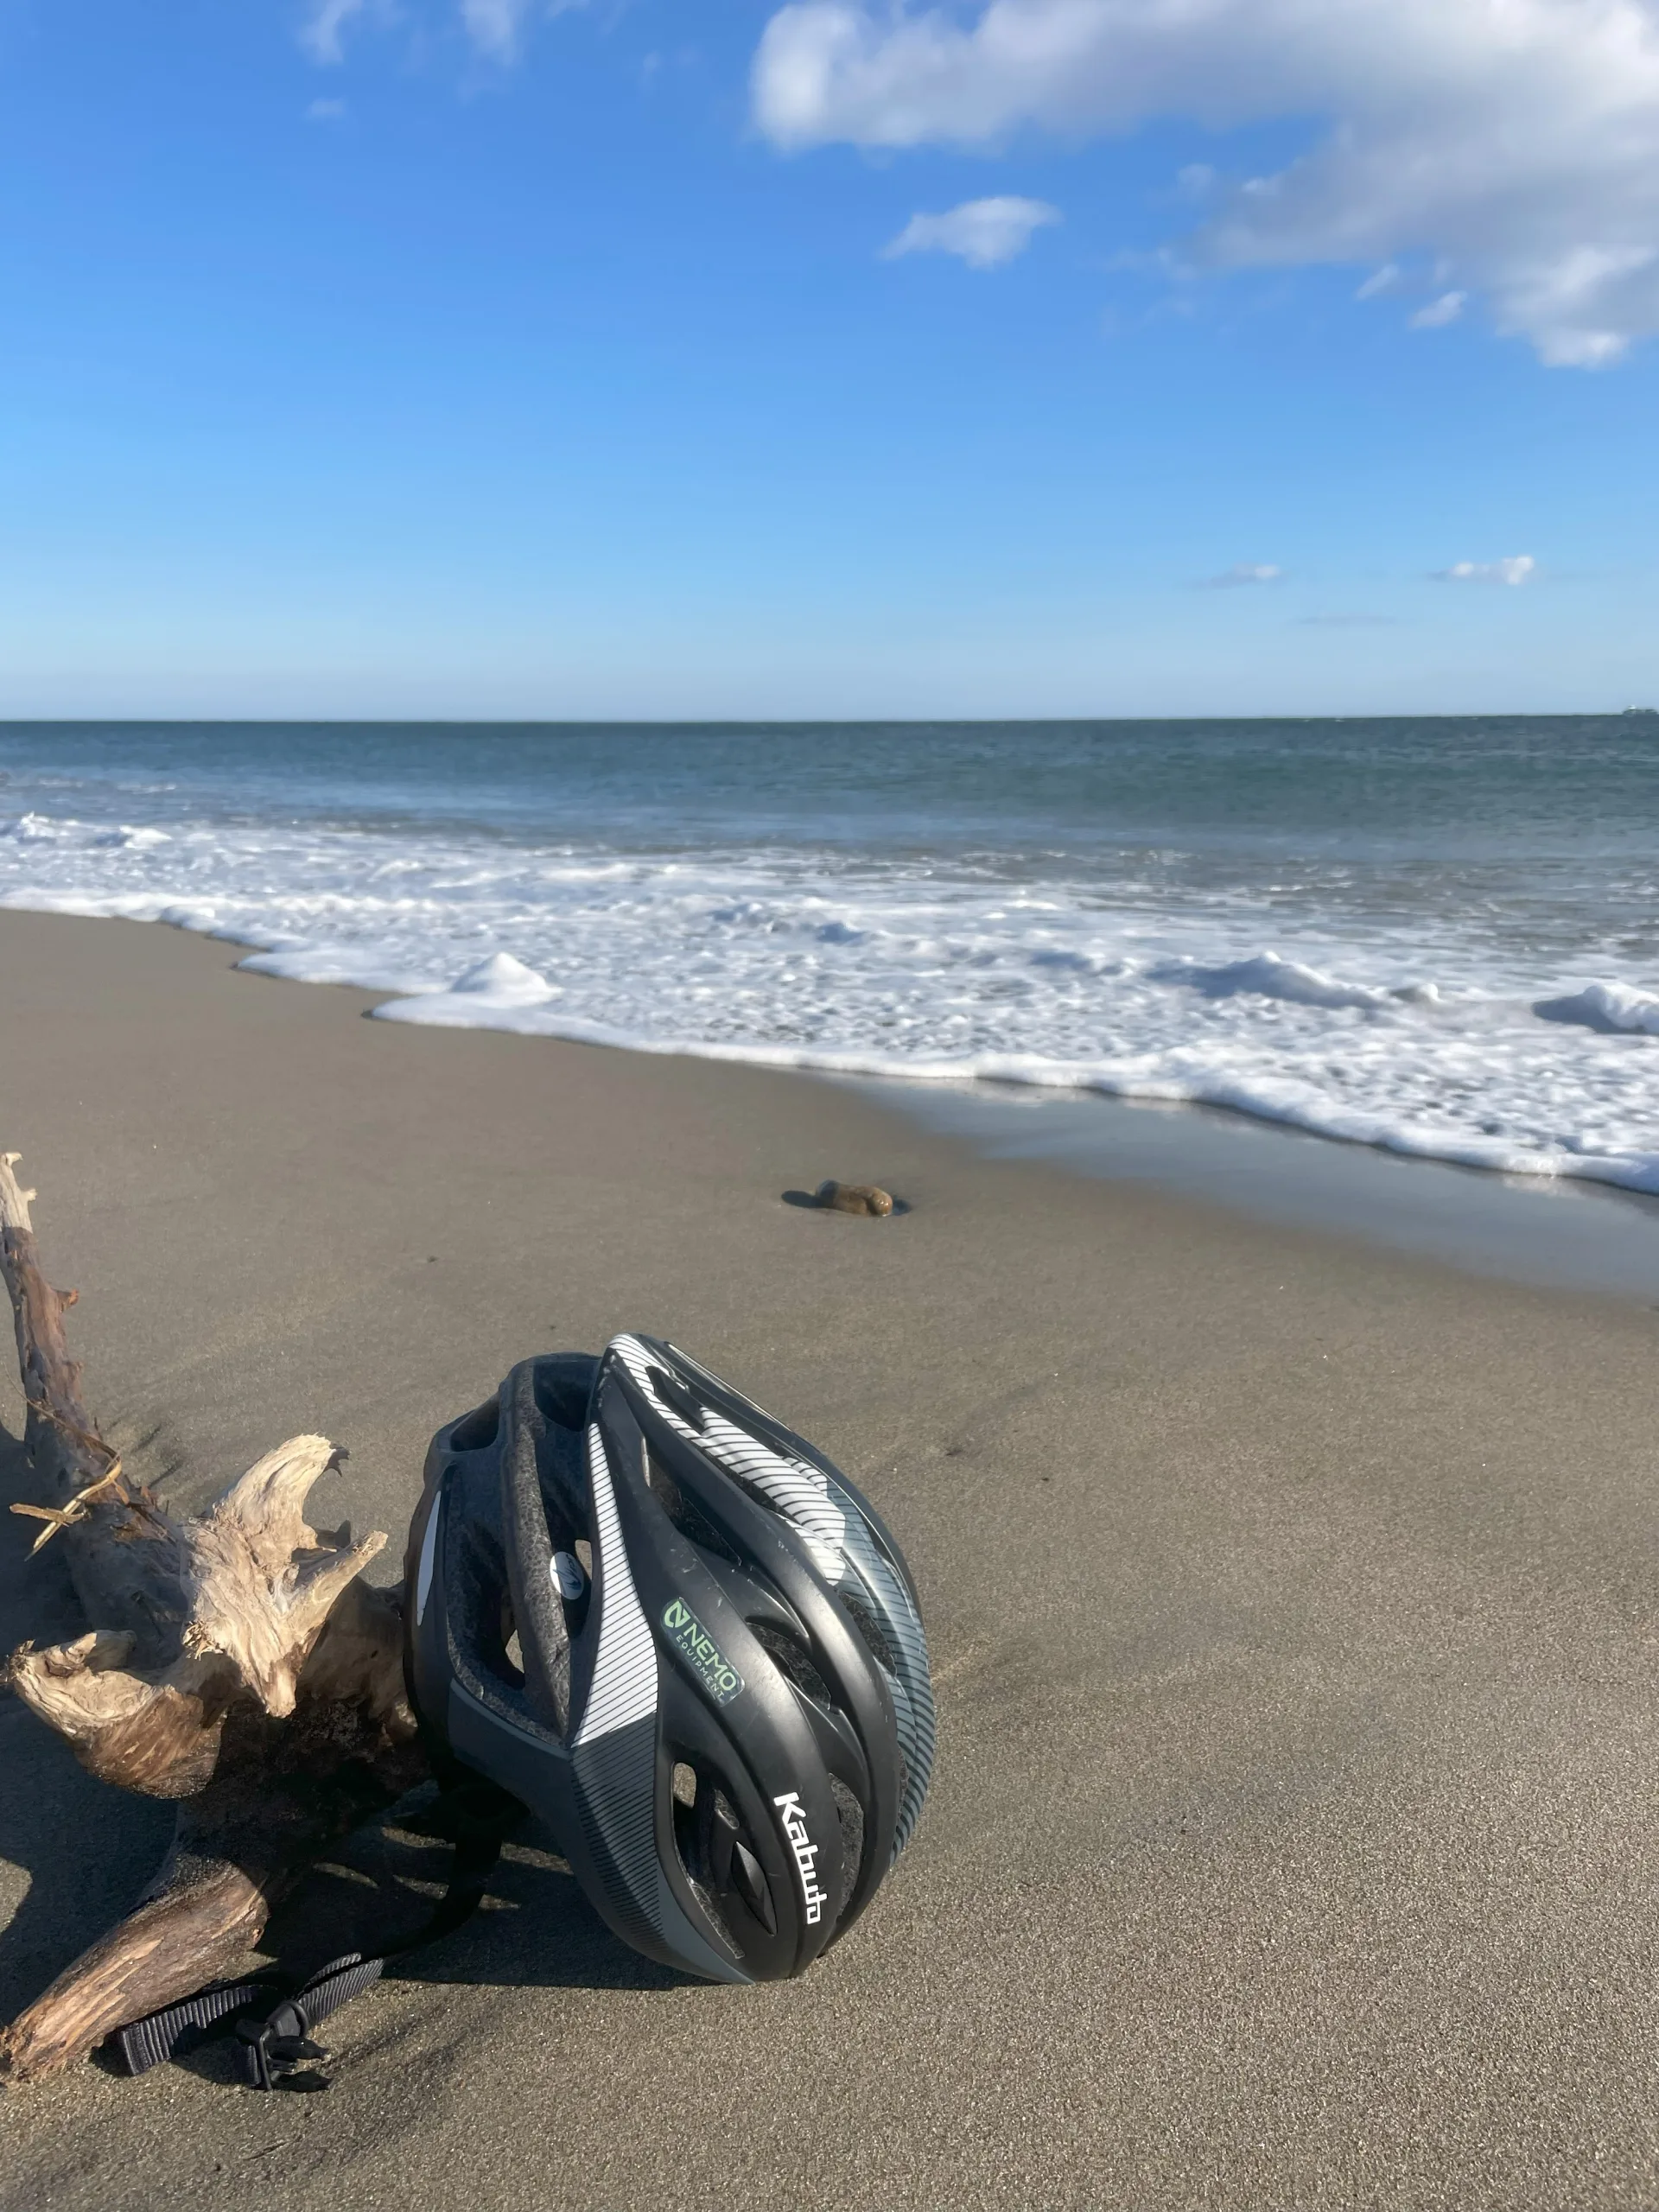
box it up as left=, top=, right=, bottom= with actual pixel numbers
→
left=2, top=0, right=1656, bottom=718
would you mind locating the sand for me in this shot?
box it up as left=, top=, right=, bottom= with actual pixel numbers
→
left=3, top=907, right=1659, bottom=2211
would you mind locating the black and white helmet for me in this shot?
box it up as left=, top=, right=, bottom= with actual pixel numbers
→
left=404, top=1336, right=936, bottom=1984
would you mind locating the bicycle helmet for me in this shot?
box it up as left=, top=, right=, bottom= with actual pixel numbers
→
left=403, top=1336, right=936, bottom=1984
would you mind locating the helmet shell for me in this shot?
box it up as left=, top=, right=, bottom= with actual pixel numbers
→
left=404, top=1338, right=936, bottom=1982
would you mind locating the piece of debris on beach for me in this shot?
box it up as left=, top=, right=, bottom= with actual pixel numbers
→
left=0, top=1149, right=420, bottom=2089
left=816, top=1180, right=894, bottom=1217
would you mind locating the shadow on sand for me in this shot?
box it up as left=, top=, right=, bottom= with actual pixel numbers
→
left=0, top=1418, right=686, bottom=2083
left=780, top=1188, right=911, bottom=1213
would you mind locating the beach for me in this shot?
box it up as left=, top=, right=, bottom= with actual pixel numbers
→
left=4, top=904, right=1659, bottom=2210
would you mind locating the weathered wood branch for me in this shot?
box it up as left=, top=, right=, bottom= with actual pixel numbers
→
left=0, top=1152, right=429, bottom=2086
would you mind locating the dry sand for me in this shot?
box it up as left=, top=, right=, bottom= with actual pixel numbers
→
left=3, top=908, right=1659, bottom=2211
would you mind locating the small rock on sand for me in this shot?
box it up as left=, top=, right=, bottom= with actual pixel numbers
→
left=816, top=1179, right=894, bottom=1217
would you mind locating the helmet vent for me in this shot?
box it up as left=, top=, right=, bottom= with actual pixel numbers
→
left=747, top=1619, right=833, bottom=1709
left=731, top=1840, right=777, bottom=1936
left=667, top=1763, right=743, bottom=1955
left=645, top=1363, right=709, bottom=1434
left=493, top=1592, right=525, bottom=1689
left=838, top=1586, right=899, bottom=1676
left=533, top=1367, right=590, bottom=1430
left=645, top=1452, right=744, bottom=1568
left=829, top=1774, right=865, bottom=1912
left=448, top=1399, right=499, bottom=1453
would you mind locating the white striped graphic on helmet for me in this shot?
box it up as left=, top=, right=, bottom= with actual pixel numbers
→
left=609, top=1335, right=846, bottom=1581
left=414, top=1493, right=441, bottom=1626
left=609, top=1334, right=937, bottom=1857
left=573, top=1421, right=659, bottom=1745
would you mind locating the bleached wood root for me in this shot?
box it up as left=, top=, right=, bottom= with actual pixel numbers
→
left=0, top=1151, right=430, bottom=2084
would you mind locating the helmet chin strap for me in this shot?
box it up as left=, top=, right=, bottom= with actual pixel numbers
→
left=116, top=1777, right=524, bottom=2090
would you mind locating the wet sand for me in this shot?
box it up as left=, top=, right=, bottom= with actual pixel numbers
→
left=3, top=907, right=1659, bottom=2211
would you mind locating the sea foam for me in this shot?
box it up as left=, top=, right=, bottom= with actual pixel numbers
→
left=3, top=797, right=1658, bottom=1196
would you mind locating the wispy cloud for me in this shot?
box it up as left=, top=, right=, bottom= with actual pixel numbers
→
left=298, top=0, right=577, bottom=67
left=1410, top=290, right=1466, bottom=329
left=300, top=0, right=366, bottom=65
left=753, top=0, right=1659, bottom=365
left=1355, top=264, right=1400, bottom=301
left=306, top=96, right=348, bottom=121
left=1202, top=563, right=1283, bottom=588
left=884, top=196, right=1060, bottom=270
left=1435, top=556, right=1536, bottom=585
left=461, top=0, right=536, bottom=62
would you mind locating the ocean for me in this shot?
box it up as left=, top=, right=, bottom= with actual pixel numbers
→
left=3, top=715, right=1658, bottom=1194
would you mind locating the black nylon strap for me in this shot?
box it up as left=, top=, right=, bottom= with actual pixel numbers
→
left=117, top=1811, right=510, bottom=2084
left=118, top=1974, right=283, bottom=2078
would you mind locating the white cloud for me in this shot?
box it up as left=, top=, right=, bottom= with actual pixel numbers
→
left=461, top=0, right=536, bottom=61
left=884, top=195, right=1060, bottom=269
left=299, top=0, right=575, bottom=67
left=1203, top=563, right=1283, bottom=588
left=1410, top=289, right=1466, bottom=328
left=751, top=0, right=1659, bottom=365
left=307, top=97, right=348, bottom=121
left=1437, top=556, right=1537, bottom=585
left=1355, top=263, right=1399, bottom=300
left=300, top=0, right=366, bottom=64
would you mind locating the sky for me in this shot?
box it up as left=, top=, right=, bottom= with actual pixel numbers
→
left=2, top=0, right=1657, bottom=719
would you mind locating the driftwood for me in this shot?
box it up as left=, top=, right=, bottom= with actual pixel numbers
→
left=0, top=1152, right=428, bottom=2086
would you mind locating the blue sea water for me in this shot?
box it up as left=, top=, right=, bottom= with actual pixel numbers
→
left=3, top=715, right=1659, bottom=1191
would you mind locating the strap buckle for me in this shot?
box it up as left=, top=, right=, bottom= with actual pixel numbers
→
left=234, top=2003, right=329, bottom=2092
left=115, top=1778, right=519, bottom=2085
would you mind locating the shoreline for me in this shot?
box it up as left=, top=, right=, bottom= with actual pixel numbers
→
left=10, top=893, right=1659, bottom=1300
left=5, top=908, right=1659, bottom=2209
left=4, top=708, right=1659, bottom=1213
left=870, top=1076, right=1659, bottom=1302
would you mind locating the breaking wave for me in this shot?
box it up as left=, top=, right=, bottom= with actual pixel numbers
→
left=4, top=795, right=1659, bottom=1195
